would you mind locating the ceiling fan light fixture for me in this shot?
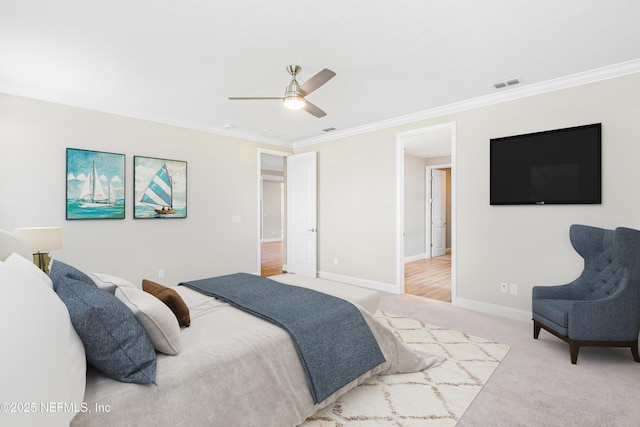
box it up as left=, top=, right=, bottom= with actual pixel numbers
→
left=283, top=80, right=306, bottom=110
left=229, top=64, right=334, bottom=117
left=283, top=94, right=305, bottom=110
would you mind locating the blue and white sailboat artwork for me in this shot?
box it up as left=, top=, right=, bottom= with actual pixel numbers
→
left=140, top=164, right=175, bottom=215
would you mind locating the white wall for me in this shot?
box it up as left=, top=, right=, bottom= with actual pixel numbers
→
left=4, top=71, right=640, bottom=317
left=0, top=93, right=288, bottom=285
left=296, top=127, right=407, bottom=289
left=404, top=154, right=426, bottom=259
left=261, top=179, right=283, bottom=241
left=296, top=72, right=640, bottom=314
left=455, top=72, right=640, bottom=312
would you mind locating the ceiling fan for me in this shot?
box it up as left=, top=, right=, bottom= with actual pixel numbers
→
left=228, top=65, right=336, bottom=118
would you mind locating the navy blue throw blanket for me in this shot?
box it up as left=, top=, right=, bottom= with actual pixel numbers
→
left=179, top=273, right=385, bottom=404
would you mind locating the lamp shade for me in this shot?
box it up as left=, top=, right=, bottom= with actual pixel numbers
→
left=13, top=227, right=63, bottom=253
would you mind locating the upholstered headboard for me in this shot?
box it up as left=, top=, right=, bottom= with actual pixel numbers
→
left=0, top=229, right=31, bottom=260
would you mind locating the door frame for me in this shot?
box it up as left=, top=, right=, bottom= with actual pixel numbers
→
left=395, top=121, right=456, bottom=299
left=257, top=148, right=291, bottom=275
left=426, top=164, right=450, bottom=258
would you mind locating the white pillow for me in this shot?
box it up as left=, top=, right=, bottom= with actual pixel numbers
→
left=0, top=262, right=86, bottom=426
left=5, top=252, right=53, bottom=289
left=90, top=272, right=138, bottom=294
left=68, top=326, right=86, bottom=409
left=115, top=287, right=180, bottom=355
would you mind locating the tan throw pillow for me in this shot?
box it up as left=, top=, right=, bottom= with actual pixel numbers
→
left=142, top=279, right=191, bottom=327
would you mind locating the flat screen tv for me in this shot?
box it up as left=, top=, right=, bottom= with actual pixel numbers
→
left=490, top=123, right=601, bottom=205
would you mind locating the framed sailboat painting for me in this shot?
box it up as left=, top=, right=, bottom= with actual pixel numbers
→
left=134, top=156, right=187, bottom=219
left=66, top=148, right=126, bottom=219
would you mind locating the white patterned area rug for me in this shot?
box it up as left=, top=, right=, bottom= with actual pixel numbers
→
left=302, top=311, right=510, bottom=427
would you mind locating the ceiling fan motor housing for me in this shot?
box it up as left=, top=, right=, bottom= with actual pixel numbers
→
left=283, top=80, right=305, bottom=109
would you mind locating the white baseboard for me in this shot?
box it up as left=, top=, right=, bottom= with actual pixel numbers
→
left=261, top=238, right=283, bottom=243
left=307, top=270, right=531, bottom=323
left=317, top=271, right=397, bottom=294
left=453, top=297, right=531, bottom=323
left=404, top=253, right=427, bottom=263
left=404, top=249, right=451, bottom=263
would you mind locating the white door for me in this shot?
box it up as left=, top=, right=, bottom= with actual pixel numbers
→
left=431, top=169, right=446, bottom=257
left=286, top=151, right=317, bottom=277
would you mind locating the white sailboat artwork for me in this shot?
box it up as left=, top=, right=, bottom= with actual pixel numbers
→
left=66, top=148, right=125, bottom=220
left=79, top=161, right=116, bottom=208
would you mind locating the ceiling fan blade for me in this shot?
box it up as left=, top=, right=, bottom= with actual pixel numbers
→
left=228, top=97, right=283, bottom=100
left=303, top=100, right=327, bottom=118
left=298, top=68, right=336, bottom=96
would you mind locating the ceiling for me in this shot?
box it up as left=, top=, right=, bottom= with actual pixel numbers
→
left=2, top=1, right=640, bottom=150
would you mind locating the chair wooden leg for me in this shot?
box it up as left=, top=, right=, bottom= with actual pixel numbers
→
left=569, top=341, right=580, bottom=364
left=631, top=341, right=640, bottom=363
left=533, top=320, right=639, bottom=363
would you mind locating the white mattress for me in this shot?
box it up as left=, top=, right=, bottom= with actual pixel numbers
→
left=73, top=284, right=440, bottom=427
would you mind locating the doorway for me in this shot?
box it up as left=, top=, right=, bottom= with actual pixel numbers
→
left=259, top=150, right=287, bottom=276
left=405, top=164, right=451, bottom=301
left=397, top=122, right=456, bottom=303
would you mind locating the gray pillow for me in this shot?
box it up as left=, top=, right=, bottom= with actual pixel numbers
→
left=51, top=261, right=157, bottom=384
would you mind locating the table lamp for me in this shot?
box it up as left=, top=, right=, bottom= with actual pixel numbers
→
left=13, top=227, right=63, bottom=275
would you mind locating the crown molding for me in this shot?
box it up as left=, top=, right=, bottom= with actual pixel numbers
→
left=0, top=83, right=290, bottom=147
left=292, top=58, right=640, bottom=148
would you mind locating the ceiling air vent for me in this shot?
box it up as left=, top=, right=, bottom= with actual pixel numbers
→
left=493, top=78, right=521, bottom=89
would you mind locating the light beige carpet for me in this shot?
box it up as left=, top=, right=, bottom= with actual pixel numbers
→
left=302, top=311, right=510, bottom=427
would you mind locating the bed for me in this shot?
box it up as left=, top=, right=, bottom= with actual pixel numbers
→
left=0, top=230, right=443, bottom=427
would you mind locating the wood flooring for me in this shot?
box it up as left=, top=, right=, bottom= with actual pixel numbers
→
left=261, top=241, right=452, bottom=303
left=404, top=254, right=452, bottom=302
left=261, top=240, right=284, bottom=277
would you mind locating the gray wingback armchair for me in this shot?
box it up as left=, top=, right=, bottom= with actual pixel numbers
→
left=532, top=224, right=640, bottom=364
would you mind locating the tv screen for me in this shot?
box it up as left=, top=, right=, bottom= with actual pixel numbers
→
left=490, top=123, right=601, bottom=205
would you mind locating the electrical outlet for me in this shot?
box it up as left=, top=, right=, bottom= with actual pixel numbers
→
left=158, top=269, right=165, bottom=279
left=333, top=258, right=339, bottom=266
left=500, top=282, right=508, bottom=293
left=510, top=283, right=518, bottom=295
